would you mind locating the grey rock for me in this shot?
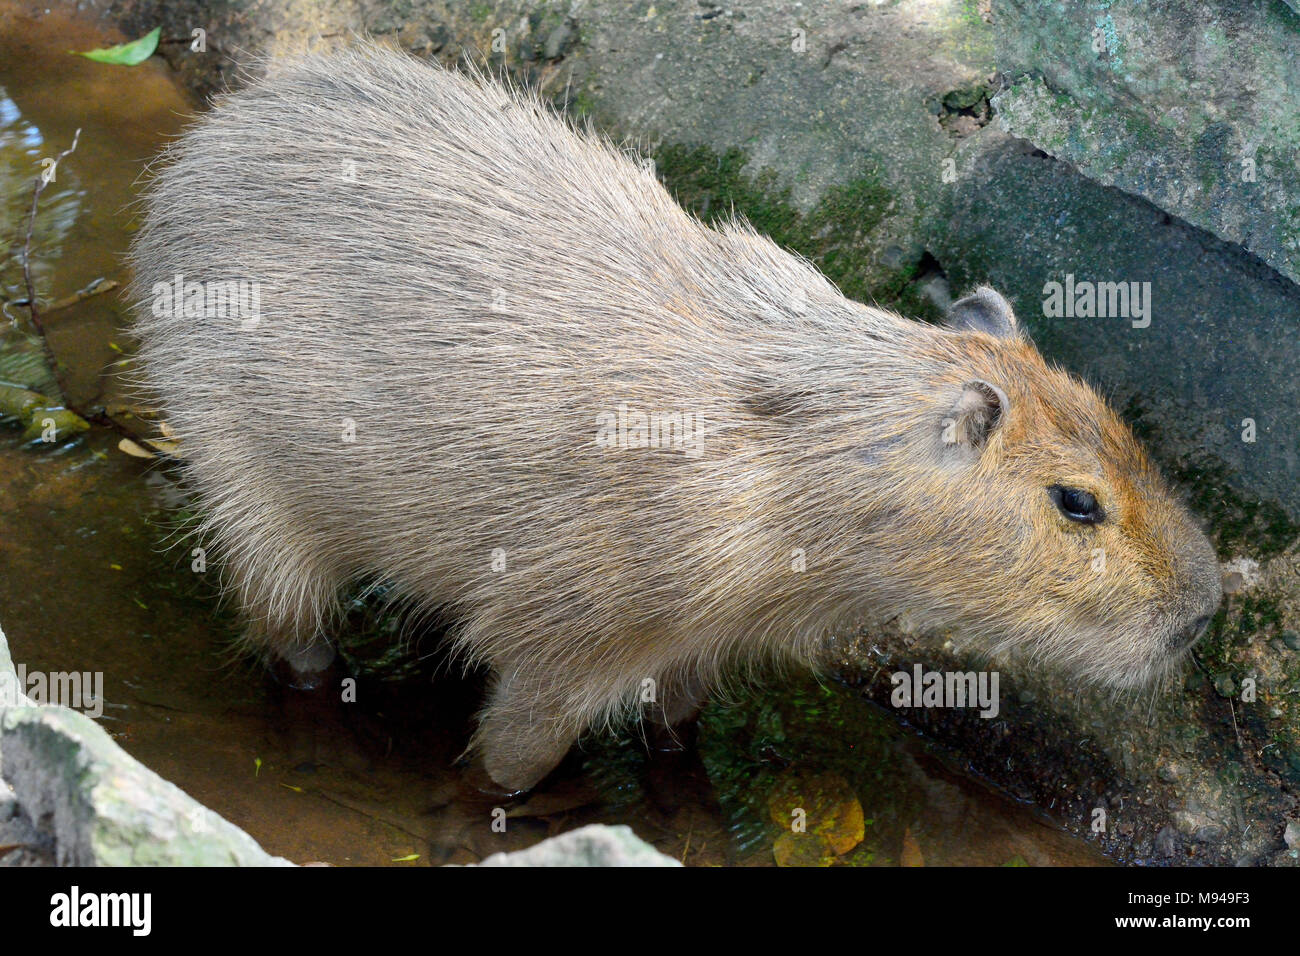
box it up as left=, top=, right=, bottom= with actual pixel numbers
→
left=1285, top=819, right=1300, bottom=850
left=474, top=824, right=681, bottom=866
left=1213, top=674, right=1238, bottom=699
left=543, top=17, right=576, bottom=60
left=0, top=622, right=31, bottom=710
left=0, top=624, right=290, bottom=866
left=1153, top=825, right=1177, bottom=858
left=0, top=622, right=31, bottom=773
left=993, top=0, right=1300, bottom=287
left=0, top=790, right=55, bottom=866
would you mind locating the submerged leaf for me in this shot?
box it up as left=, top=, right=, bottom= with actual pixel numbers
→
left=118, top=437, right=156, bottom=459
left=21, top=407, right=90, bottom=443
left=146, top=437, right=182, bottom=456
left=900, top=827, right=925, bottom=867
left=72, top=27, right=161, bottom=66
left=768, top=771, right=866, bottom=857
left=0, top=384, right=45, bottom=421
left=773, top=832, right=835, bottom=867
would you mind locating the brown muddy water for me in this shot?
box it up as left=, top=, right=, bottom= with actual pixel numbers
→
left=0, top=4, right=1106, bottom=866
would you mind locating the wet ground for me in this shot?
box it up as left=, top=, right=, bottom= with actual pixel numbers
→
left=0, top=2, right=1108, bottom=866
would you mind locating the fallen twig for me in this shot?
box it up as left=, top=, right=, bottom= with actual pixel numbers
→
left=16, top=132, right=163, bottom=451
left=44, top=277, right=120, bottom=314
left=20, top=128, right=81, bottom=405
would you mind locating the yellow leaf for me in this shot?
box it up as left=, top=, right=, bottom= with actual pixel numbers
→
left=900, top=827, right=925, bottom=867
left=117, top=438, right=156, bottom=459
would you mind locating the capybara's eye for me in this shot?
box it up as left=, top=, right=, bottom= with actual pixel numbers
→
left=1048, top=485, right=1104, bottom=525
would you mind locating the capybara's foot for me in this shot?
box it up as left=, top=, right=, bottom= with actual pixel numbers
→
left=458, top=757, right=531, bottom=805
left=270, top=639, right=338, bottom=691
left=644, top=718, right=716, bottom=817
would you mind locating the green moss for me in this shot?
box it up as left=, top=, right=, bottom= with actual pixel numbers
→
left=654, top=144, right=799, bottom=239
left=1217, top=760, right=1245, bottom=787
left=567, top=87, right=599, bottom=121
left=652, top=142, right=926, bottom=313
left=1235, top=593, right=1283, bottom=638
left=696, top=673, right=906, bottom=860
left=942, top=83, right=991, bottom=112
left=1117, top=108, right=1165, bottom=155
left=1124, top=396, right=1300, bottom=560
left=332, top=584, right=436, bottom=683
left=1192, top=591, right=1289, bottom=716
left=938, top=0, right=995, bottom=64
left=804, top=178, right=895, bottom=302
left=956, top=0, right=986, bottom=26
left=1182, top=465, right=1299, bottom=560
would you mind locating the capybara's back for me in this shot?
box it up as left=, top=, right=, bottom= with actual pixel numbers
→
left=130, top=43, right=1221, bottom=793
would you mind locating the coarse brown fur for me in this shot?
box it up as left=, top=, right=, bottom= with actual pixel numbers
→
left=128, top=42, right=1221, bottom=791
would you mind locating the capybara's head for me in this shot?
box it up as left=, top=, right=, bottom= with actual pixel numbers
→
left=866, top=288, right=1221, bottom=688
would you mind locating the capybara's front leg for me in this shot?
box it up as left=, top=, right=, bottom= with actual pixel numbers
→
left=473, top=664, right=587, bottom=795
left=645, top=669, right=710, bottom=753
left=643, top=669, right=714, bottom=816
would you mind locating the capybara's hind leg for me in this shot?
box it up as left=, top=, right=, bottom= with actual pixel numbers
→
left=271, top=635, right=338, bottom=691
left=439, top=670, right=584, bottom=863
left=241, top=615, right=339, bottom=690
left=225, top=543, right=340, bottom=689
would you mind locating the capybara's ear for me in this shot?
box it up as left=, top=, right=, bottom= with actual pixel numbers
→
left=946, top=286, right=1019, bottom=339
left=940, top=380, right=1009, bottom=452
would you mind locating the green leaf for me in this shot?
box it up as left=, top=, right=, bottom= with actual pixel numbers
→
left=71, top=27, right=161, bottom=66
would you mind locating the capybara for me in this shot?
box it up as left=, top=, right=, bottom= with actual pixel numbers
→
left=129, top=43, right=1222, bottom=793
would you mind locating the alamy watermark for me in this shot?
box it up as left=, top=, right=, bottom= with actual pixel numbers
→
left=49, top=886, right=150, bottom=936
left=150, top=272, right=261, bottom=329
left=891, top=664, right=1000, bottom=718
left=595, top=403, right=704, bottom=457
left=2, top=665, right=104, bottom=718
left=1042, top=274, right=1151, bottom=328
